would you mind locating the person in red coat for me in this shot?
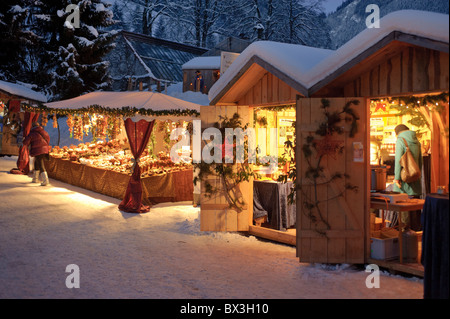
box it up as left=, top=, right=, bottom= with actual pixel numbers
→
left=22, top=122, right=51, bottom=186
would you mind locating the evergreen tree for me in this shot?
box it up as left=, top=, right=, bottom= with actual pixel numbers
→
left=32, top=0, right=118, bottom=100
left=0, top=0, right=118, bottom=100
left=0, top=0, right=39, bottom=82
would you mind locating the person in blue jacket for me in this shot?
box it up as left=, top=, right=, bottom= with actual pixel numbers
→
left=193, top=70, right=204, bottom=93
left=393, top=124, right=423, bottom=230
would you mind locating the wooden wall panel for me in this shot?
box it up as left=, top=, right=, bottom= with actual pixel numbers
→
left=237, top=74, right=301, bottom=106
left=200, top=105, right=252, bottom=232
left=296, top=97, right=367, bottom=264
left=341, top=47, right=449, bottom=98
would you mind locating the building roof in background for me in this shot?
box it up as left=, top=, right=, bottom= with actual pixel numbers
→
left=0, top=80, right=47, bottom=103
left=182, top=56, right=221, bottom=70
left=121, top=31, right=208, bottom=83
left=202, top=36, right=252, bottom=57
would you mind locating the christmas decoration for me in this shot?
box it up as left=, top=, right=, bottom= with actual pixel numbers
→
left=53, top=113, right=58, bottom=128
left=20, top=103, right=200, bottom=118
left=67, top=114, right=74, bottom=138
left=41, top=112, right=48, bottom=127
left=374, top=102, right=386, bottom=113
left=298, top=99, right=360, bottom=235
left=313, top=134, right=344, bottom=160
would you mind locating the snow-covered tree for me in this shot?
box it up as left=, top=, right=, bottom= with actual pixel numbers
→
left=222, top=0, right=329, bottom=47
left=0, top=0, right=118, bottom=100
left=275, top=0, right=331, bottom=47
left=0, top=0, right=40, bottom=82
left=223, top=0, right=275, bottom=41
left=30, top=0, right=118, bottom=100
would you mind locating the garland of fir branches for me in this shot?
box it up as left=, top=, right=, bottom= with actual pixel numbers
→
left=371, top=92, right=449, bottom=136
left=371, top=92, right=449, bottom=107
left=20, top=102, right=200, bottom=118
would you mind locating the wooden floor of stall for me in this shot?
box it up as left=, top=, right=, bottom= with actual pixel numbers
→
left=247, top=225, right=424, bottom=277
left=368, top=258, right=424, bottom=277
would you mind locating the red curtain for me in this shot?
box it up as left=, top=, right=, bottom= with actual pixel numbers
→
left=118, top=118, right=155, bottom=213
left=14, top=112, right=39, bottom=175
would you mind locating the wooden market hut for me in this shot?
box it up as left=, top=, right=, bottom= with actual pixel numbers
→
left=0, top=80, right=47, bottom=157
left=201, top=10, right=449, bottom=273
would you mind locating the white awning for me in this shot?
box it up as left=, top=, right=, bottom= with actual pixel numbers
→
left=44, top=91, right=201, bottom=121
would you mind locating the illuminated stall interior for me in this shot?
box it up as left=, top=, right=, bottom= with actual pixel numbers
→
left=368, top=92, right=448, bottom=272
left=369, top=93, right=448, bottom=194
left=252, top=105, right=296, bottom=232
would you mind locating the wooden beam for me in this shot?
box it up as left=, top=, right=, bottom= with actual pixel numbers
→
left=298, top=230, right=363, bottom=238
left=394, top=32, right=449, bottom=54
left=248, top=225, right=296, bottom=246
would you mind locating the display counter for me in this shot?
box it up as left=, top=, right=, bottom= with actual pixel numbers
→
left=44, top=156, right=193, bottom=205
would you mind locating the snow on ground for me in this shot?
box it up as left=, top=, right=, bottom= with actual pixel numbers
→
left=0, top=156, right=423, bottom=299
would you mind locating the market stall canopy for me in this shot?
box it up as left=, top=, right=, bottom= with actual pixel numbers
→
left=44, top=91, right=201, bottom=122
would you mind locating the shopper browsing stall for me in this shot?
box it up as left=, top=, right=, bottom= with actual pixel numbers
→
left=22, top=122, right=51, bottom=186
left=393, top=124, right=423, bottom=230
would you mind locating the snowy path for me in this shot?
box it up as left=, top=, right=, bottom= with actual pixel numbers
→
left=0, top=157, right=423, bottom=299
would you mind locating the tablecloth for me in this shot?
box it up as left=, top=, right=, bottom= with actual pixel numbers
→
left=253, top=180, right=296, bottom=231
left=44, top=156, right=193, bottom=205
left=421, top=193, right=449, bottom=299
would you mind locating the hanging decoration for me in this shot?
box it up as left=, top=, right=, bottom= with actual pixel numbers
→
left=73, top=114, right=84, bottom=141
left=374, top=102, right=386, bottom=113
left=82, top=113, right=91, bottom=136
left=67, top=114, right=74, bottom=138
left=313, top=134, right=344, bottom=160
left=371, top=92, right=449, bottom=108
left=41, top=112, right=48, bottom=127
left=53, top=113, right=58, bottom=128
left=96, top=115, right=107, bottom=140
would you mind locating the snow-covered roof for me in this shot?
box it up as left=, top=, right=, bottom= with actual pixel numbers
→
left=208, top=10, right=449, bottom=103
left=44, top=91, right=200, bottom=121
left=307, top=10, right=449, bottom=89
left=0, top=80, right=47, bottom=103
left=207, top=41, right=334, bottom=101
left=182, top=56, right=221, bottom=70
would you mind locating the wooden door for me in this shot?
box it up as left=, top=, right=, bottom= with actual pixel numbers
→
left=199, top=105, right=253, bottom=231
left=296, top=97, right=368, bottom=264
